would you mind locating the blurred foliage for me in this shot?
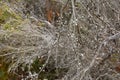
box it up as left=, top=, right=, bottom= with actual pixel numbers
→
left=0, top=57, right=23, bottom=80
left=3, top=20, right=20, bottom=30
left=0, top=58, right=9, bottom=80
left=0, top=57, right=68, bottom=80
left=110, top=53, right=120, bottom=64
left=32, top=58, right=68, bottom=80
left=0, top=2, right=22, bottom=30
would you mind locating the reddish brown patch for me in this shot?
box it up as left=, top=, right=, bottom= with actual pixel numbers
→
left=47, top=9, right=53, bottom=22
left=115, top=64, right=120, bottom=73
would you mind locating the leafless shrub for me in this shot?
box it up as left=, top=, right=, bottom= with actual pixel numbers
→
left=0, top=0, right=120, bottom=80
